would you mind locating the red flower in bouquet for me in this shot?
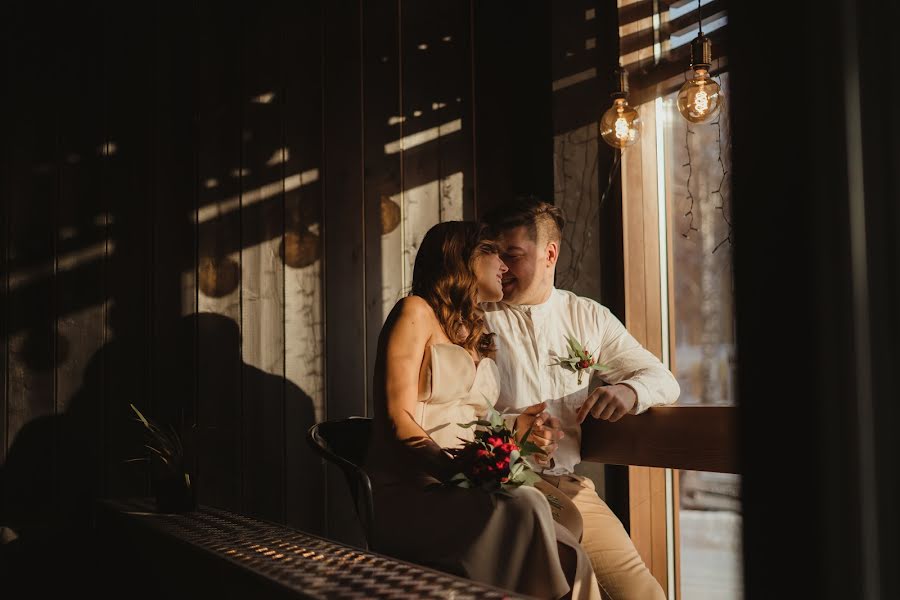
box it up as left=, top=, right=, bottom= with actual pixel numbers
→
left=436, top=401, right=547, bottom=495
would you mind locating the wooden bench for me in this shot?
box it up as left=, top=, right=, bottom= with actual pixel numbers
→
left=94, top=498, right=528, bottom=599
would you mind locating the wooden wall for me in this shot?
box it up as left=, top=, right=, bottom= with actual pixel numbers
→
left=1, top=0, right=595, bottom=554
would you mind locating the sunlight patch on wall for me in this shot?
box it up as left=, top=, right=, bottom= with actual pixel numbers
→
left=195, top=168, right=319, bottom=223
left=384, top=119, right=462, bottom=155
left=381, top=172, right=463, bottom=322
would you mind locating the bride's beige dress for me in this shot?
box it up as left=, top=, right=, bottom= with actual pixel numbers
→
left=367, top=343, right=601, bottom=600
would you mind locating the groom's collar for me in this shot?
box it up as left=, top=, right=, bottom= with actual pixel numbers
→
left=506, top=287, right=559, bottom=316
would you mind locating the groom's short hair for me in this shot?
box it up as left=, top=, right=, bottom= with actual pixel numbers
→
left=483, top=195, right=565, bottom=244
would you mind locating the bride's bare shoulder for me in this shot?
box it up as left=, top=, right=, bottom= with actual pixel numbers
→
left=384, top=295, right=438, bottom=330
left=392, top=295, right=434, bottom=319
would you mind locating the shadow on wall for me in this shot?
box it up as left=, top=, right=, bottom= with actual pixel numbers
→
left=0, top=312, right=319, bottom=594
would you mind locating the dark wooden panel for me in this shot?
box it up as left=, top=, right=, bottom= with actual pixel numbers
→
left=473, top=0, right=553, bottom=215
left=436, top=0, right=475, bottom=221
left=3, top=2, right=61, bottom=534
left=0, top=2, right=10, bottom=465
left=323, top=0, right=366, bottom=421
left=582, top=406, right=738, bottom=473
left=195, top=2, right=244, bottom=512
left=151, top=5, right=198, bottom=506
left=102, top=4, right=156, bottom=500
left=323, top=0, right=366, bottom=544
left=362, top=0, right=399, bottom=418
left=239, top=1, right=286, bottom=523
left=282, top=0, right=326, bottom=536
left=54, top=2, right=106, bottom=529
left=859, top=3, right=900, bottom=597
left=729, top=2, right=897, bottom=597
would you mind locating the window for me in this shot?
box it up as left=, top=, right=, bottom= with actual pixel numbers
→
left=623, top=72, right=742, bottom=600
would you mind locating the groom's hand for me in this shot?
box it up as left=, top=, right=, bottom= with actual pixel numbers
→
left=576, top=384, right=637, bottom=423
left=516, top=402, right=564, bottom=466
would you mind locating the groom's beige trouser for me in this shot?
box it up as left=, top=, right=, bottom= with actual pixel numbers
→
left=540, top=473, right=666, bottom=600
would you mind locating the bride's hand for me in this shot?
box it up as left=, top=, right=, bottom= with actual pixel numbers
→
left=515, top=402, right=564, bottom=466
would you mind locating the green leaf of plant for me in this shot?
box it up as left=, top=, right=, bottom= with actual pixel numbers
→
left=130, top=404, right=150, bottom=428
left=457, top=419, right=492, bottom=429
left=518, top=470, right=541, bottom=486
left=518, top=421, right=536, bottom=446
left=519, top=440, right=546, bottom=456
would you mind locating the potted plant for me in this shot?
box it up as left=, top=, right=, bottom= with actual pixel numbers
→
left=128, top=404, right=195, bottom=513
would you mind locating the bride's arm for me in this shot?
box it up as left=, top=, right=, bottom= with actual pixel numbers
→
left=381, top=296, right=454, bottom=479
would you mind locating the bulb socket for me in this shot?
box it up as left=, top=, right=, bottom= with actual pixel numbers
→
left=611, top=66, right=629, bottom=99
left=691, top=34, right=712, bottom=70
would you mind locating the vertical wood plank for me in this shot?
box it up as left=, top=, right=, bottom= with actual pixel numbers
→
left=639, top=104, right=662, bottom=360
left=102, top=4, right=156, bottom=500
left=673, top=469, right=682, bottom=600
left=400, top=0, right=442, bottom=292
left=649, top=465, right=669, bottom=593
left=239, top=1, right=286, bottom=523
left=323, top=0, right=366, bottom=544
left=621, top=143, right=647, bottom=344
left=363, top=0, right=400, bottom=421
left=3, top=1, right=59, bottom=531
left=54, top=1, right=106, bottom=527
left=0, top=1, right=11, bottom=465
left=151, top=4, right=198, bottom=497
left=472, top=1, right=553, bottom=215
left=628, top=466, right=670, bottom=592
left=283, top=0, right=326, bottom=536
left=628, top=466, right=652, bottom=559
left=435, top=0, right=475, bottom=221
left=195, top=1, right=243, bottom=512
left=622, top=99, right=671, bottom=593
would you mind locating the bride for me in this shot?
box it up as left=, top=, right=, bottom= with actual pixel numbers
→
left=366, top=221, right=601, bottom=600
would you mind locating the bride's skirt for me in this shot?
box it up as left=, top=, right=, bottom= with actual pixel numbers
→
left=371, top=479, right=602, bottom=600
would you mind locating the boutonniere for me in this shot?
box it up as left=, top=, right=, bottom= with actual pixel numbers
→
left=552, top=336, right=607, bottom=384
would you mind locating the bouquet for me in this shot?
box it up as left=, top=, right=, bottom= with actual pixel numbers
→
left=437, top=402, right=547, bottom=495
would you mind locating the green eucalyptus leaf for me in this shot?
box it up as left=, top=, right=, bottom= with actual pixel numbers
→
left=518, top=421, right=536, bottom=446
left=518, top=470, right=541, bottom=485
left=566, top=336, right=581, bottom=356
left=457, top=419, right=492, bottom=429
left=519, top=440, right=546, bottom=456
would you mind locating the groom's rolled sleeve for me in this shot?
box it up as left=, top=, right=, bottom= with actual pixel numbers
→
left=619, top=370, right=680, bottom=414
left=594, top=306, right=680, bottom=414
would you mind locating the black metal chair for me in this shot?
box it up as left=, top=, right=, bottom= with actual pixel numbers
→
left=306, top=417, right=375, bottom=549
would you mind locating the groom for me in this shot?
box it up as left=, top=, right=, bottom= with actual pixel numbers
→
left=481, top=197, right=679, bottom=600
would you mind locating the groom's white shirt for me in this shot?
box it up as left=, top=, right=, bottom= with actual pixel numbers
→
left=483, top=287, right=680, bottom=475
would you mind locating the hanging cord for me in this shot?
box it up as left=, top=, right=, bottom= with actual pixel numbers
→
left=599, top=148, right=624, bottom=210
left=698, top=0, right=703, bottom=36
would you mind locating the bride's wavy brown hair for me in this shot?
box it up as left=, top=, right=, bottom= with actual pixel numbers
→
left=411, top=221, right=499, bottom=358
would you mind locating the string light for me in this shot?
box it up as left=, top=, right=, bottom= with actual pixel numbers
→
left=600, top=67, right=641, bottom=149
left=677, top=2, right=722, bottom=123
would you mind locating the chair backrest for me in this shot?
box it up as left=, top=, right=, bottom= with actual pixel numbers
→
left=306, top=417, right=374, bottom=548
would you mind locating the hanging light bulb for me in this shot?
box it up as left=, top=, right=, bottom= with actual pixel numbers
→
left=600, top=66, right=641, bottom=149
left=677, top=33, right=722, bottom=123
